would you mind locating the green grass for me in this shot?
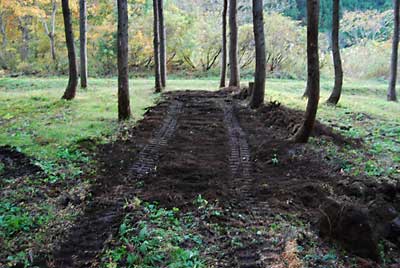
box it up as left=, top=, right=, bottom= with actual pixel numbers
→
left=0, top=75, right=398, bottom=183
left=1, top=76, right=398, bottom=178
left=0, top=77, right=159, bottom=267
left=0, top=77, right=158, bottom=160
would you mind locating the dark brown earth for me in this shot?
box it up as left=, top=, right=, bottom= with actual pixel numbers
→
left=52, top=90, right=400, bottom=267
left=2, top=90, right=399, bottom=267
left=0, top=146, right=42, bottom=180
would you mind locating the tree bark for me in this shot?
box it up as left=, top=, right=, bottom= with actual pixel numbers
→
left=49, top=30, right=56, bottom=64
left=219, top=0, right=228, bottom=88
left=18, top=18, right=31, bottom=62
left=41, top=0, right=57, bottom=65
left=302, top=81, right=310, bottom=98
left=250, top=0, right=266, bottom=109
left=229, top=0, right=240, bottom=87
left=388, top=0, right=399, bottom=102
left=61, top=0, right=78, bottom=100
left=0, top=13, right=8, bottom=68
left=327, top=0, right=343, bottom=105
left=50, top=0, right=57, bottom=63
left=117, top=0, right=131, bottom=120
left=157, top=0, right=167, bottom=88
left=153, top=0, right=162, bottom=92
left=80, top=0, right=88, bottom=88
left=293, top=0, right=320, bottom=143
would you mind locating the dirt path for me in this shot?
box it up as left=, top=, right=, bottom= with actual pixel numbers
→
left=50, top=90, right=400, bottom=267
left=52, top=97, right=184, bottom=267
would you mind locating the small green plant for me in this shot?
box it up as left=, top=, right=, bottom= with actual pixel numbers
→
left=378, top=241, right=388, bottom=265
left=365, top=160, right=384, bottom=177
left=322, top=250, right=337, bottom=262
left=271, top=154, right=279, bottom=166
left=193, top=195, right=208, bottom=209
left=0, top=203, right=35, bottom=237
left=103, top=203, right=205, bottom=268
left=0, top=162, right=5, bottom=174
left=56, top=147, right=89, bottom=163
left=6, top=251, right=31, bottom=268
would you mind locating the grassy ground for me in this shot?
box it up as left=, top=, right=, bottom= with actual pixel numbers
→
left=0, top=76, right=399, bottom=266
left=1, top=76, right=398, bottom=178
left=1, top=76, right=398, bottom=156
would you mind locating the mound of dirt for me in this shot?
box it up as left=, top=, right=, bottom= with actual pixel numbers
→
left=319, top=199, right=380, bottom=260
left=258, top=102, right=356, bottom=146
left=0, top=146, right=42, bottom=179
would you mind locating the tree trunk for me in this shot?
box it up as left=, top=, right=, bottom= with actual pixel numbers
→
left=49, top=34, right=56, bottom=63
left=50, top=0, right=57, bottom=63
left=18, top=18, right=31, bottom=62
left=61, top=0, right=78, bottom=100
left=0, top=13, right=8, bottom=69
left=42, top=1, right=57, bottom=66
left=327, top=0, right=343, bottom=105
left=157, top=0, right=167, bottom=88
left=293, top=0, right=320, bottom=143
left=219, top=0, right=228, bottom=88
left=388, top=0, right=399, bottom=102
left=229, top=0, right=240, bottom=87
left=117, top=0, right=131, bottom=120
left=302, top=80, right=310, bottom=97
left=153, top=0, right=162, bottom=92
left=80, top=0, right=88, bottom=88
left=249, top=0, right=266, bottom=109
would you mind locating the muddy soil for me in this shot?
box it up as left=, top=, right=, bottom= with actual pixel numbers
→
left=39, top=90, right=400, bottom=267
left=0, top=146, right=42, bottom=180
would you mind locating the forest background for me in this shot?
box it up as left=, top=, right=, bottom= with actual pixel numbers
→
left=0, top=0, right=396, bottom=81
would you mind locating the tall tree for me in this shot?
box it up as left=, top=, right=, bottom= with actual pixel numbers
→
left=388, top=0, right=399, bottom=102
left=229, top=0, right=240, bottom=88
left=293, top=0, right=320, bottom=143
left=61, top=0, right=78, bottom=100
left=153, top=0, right=162, bottom=92
left=249, top=0, right=266, bottom=109
left=117, top=0, right=131, bottom=120
left=327, top=0, right=343, bottom=105
left=17, top=17, right=31, bottom=62
left=0, top=12, right=8, bottom=69
left=157, top=0, right=167, bottom=88
left=220, top=0, right=228, bottom=88
left=41, top=0, right=57, bottom=65
left=80, top=0, right=88, bottom=88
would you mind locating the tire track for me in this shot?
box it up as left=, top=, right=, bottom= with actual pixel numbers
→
left=220, top=99, right=284, bottom=268
left=220, top=99, right=251, bottom=179
left=130, top=100, right=182, bottom=178
left=52, top=100, right=182, bottom=268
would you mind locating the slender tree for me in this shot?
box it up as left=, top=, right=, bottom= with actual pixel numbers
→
left=157, top=0, right=167, bottom=88
left=249, top=0, right=266, bottom=109
left=220, top=0, right=228, bottom=88
left=117, top=0, right=131, bottom=120
left=153, top=0, right=162, bottom=92
left=41, top=0, right=57, bottom=65
left=327, top=0, right=343, bottom=105
left=61, top=0, right=78, bottom=100
left=80, top=0, right=88, bottom=88
left=0, top=12, right=8, bottom=69
left=388, top=0, right=399, bottom=102
left=229, top=0, right=240, bottom=88
left=18, top=17, right=31, bottom=62
left=293, top=0, right=320, bottom=143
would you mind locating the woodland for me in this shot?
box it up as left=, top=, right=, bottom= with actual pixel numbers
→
left=0, top=0, right=400, bottom=267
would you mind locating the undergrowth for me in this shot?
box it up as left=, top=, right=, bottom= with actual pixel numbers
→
left=102, top=201, right=205, bottom=268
